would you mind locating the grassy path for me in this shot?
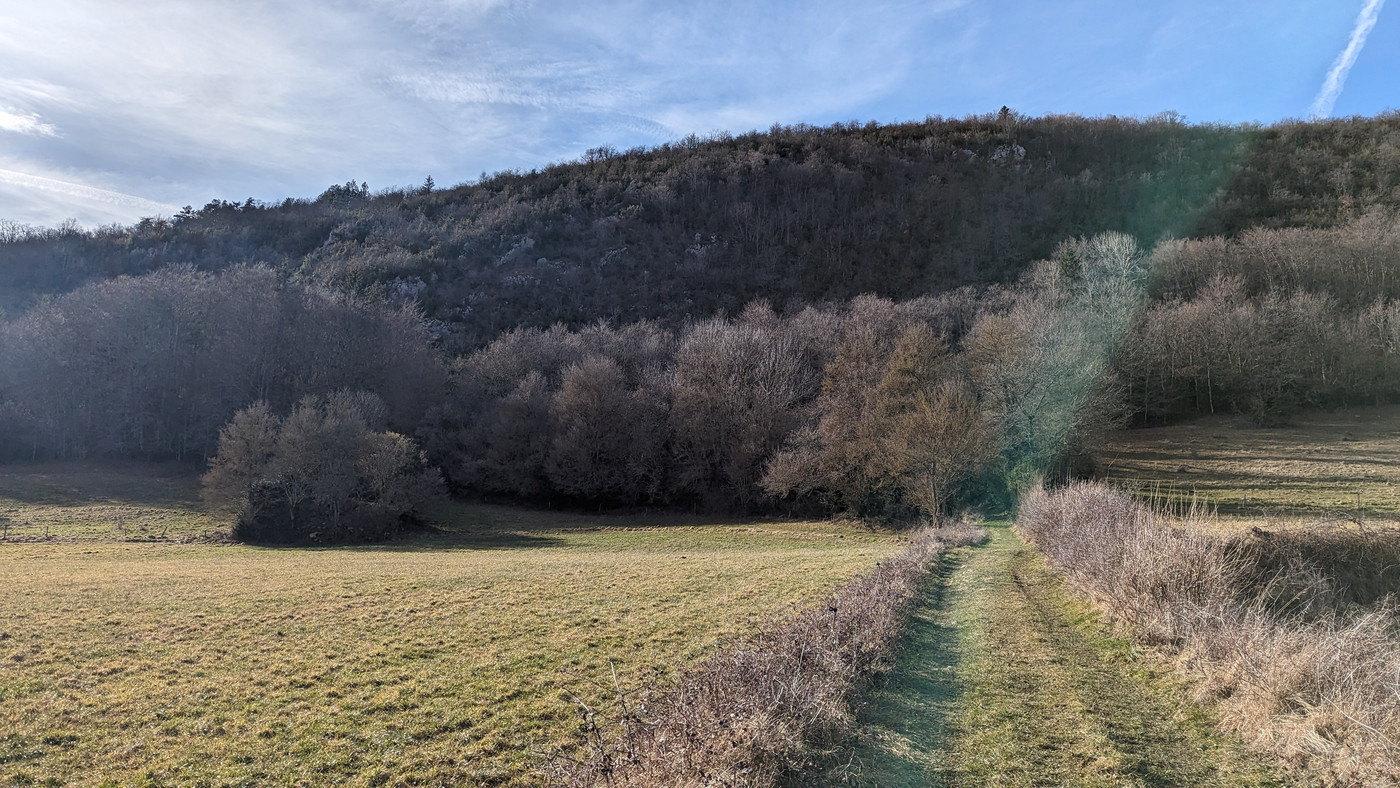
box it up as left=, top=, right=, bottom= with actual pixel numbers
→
left=814, top=524, right=1282, bottom=787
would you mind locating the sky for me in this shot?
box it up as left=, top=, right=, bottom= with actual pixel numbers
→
left=0, top=0, right=1394, bottom=228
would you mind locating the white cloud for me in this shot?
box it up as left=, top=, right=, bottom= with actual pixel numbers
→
left=0, top=0, right=984, bottom=227
left=1311, top=0, right=1387, bottom=118
left=0, top=108, right=57, bottom=136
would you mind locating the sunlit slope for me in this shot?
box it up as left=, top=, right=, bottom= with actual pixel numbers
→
left=1098, top=406, right=1400, bottom=526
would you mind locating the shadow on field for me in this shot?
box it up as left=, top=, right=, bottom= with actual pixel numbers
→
left=280, top=529, right=570, bottom=553
left=804, top=549, right=970, bottom=787
left=0, top=461, right=204, bottom=506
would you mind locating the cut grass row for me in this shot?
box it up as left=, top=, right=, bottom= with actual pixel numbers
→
left=945, top=528, right=1278, bottom=787
left=816, top=525, right=1279, bottom=787
left=1098, top=405, right=1400, bottom=530
left=0, top=465, right=903, bottom=786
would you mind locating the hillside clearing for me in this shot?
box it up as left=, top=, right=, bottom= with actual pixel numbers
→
left=1099, top=406, right=1400, bottom=530
left=0, top=465, right=901, bottom=786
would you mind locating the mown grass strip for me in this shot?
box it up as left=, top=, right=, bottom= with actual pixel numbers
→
left=801, top=546, right=971, bottom=786
left=818, top=525, right=1281, bottom=787
left=949, top=528, right=1280, bottom=787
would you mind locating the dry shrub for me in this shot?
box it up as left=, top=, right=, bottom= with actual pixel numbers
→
left=1019, top=482, right=1400, bottom=785
left=1232, top=528, right=1400, bottom=610
left=558, top=522, right=988, bottom=787
left=1017, top=484, right=1244, bottom=643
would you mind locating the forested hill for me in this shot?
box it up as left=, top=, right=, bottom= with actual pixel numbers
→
left=4, top=111, right=1400, bottom=350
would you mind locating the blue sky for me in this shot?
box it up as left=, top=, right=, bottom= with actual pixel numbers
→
left=0, top=0, right=1394, bottom=228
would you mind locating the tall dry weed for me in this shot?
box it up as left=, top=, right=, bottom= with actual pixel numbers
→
left=557, top=522, right=988, bottom=787
left=1019, top=482, right=1400, bottom=785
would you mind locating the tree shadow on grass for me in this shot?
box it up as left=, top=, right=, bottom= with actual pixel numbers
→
left=268, top=528, right=570, bottom=553
left=0, top=461, right=203, bottom=507
left=800, top=550, right=970, bottom=788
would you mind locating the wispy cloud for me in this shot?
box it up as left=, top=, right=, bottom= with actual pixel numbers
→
left=0, top=168, right=176, bottom=215
left=0, top=108, right=57, bottom=136
left=1311, top=0, right=1387, bottom=118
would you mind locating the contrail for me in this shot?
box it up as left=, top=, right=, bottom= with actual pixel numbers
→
left=1311, top=0, right=1387, bottom=118
left=0, top=167, right=177, bottom=215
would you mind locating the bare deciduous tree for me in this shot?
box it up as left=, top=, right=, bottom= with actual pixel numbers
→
left=204, top=393, right=440, bottom=543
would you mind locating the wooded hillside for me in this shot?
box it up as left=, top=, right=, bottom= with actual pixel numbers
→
left=4, top=112, right=1400, bottom=529
left=5, top=112, right=1399, bottom=351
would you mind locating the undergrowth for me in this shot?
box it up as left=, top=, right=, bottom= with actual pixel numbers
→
left=557, top=521, right=989, bottom=787
left=1019, top=482, right=1400, bottom=785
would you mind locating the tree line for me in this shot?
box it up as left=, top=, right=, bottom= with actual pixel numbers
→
left=3, top=218, right=1400, bottom=538
left=3, top=110, right=1400, bottom=539
left=1129, top=213, right=1400, bottom=423
left=0, top=265, right=443, bottom=461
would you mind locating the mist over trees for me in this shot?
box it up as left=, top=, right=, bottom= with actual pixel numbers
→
left=3, top=113, right=1400, bottom=529
left=0, top=265, right=444, bottom=461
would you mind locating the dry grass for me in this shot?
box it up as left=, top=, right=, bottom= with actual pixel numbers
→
left=1098, top=405, right=1400, bottom=531
left=0, top=461, right=222, bottom=541
left=1019, top=482, right=1400, bottom=786
left=560, top=521, right=988, bottom=787
left=0, top=464, right=905, bottom=787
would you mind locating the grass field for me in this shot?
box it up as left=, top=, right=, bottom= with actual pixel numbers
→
left=0, top=462, right=223, bottom=541
left=1097, top=405, right=1400, bottom=529
left=0, top=465, right=902, bottom=786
